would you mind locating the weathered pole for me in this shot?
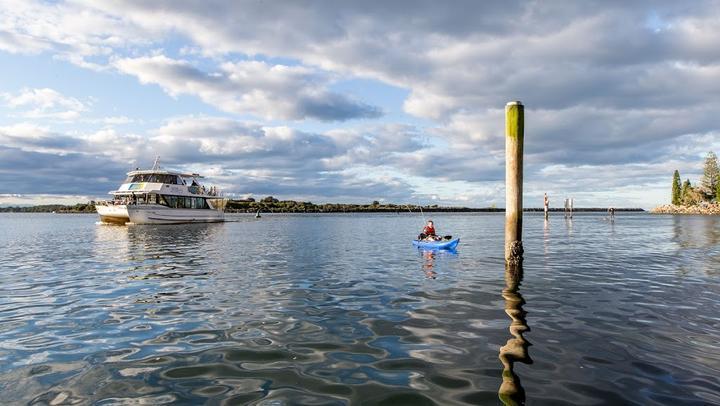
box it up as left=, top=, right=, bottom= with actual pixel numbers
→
left=505, top=101, right=524, bottom=264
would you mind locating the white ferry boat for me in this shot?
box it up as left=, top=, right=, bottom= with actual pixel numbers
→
left=96, top=159, right=226, bottom=225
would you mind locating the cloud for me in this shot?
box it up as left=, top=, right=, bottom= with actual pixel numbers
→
left=0, top=30, right=52, bottom=55
left=0, top=146, right=130, bottom=195
left=71, top=1, right=720, bottom=165
left=0, top=0, right=153, bottom=69
left=0, top=116, right=425, bottom=202
left=2, top=1, right=720, bottom=206
left=1, top=88, right=88, bottom=120
left=0, top=123, right=83, bottom=152
left=114, top=56, right=382, bottom=121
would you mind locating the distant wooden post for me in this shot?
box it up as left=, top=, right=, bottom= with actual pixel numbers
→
left=505, top=101, right=524, bottom=264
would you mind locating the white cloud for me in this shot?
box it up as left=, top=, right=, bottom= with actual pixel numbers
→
left=0, top=0, right=152, bottom=68
left=0, top=122, right=82, bottom=153
left=1, top=88, right=88, bottom=120
left=0, top=193, right=98, bottom=206
left=1, top=1, right=720, bottom=206
left=114, top=55, right=381, bottom=121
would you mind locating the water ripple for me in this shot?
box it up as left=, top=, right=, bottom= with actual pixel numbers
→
left=0, top=213, right=718, bottom=404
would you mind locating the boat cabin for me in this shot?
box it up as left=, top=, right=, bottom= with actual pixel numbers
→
left=106, top=169, right=222, bottom=210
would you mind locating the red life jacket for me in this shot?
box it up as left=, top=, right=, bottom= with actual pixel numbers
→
left=423, top=225, right=436, bottom=236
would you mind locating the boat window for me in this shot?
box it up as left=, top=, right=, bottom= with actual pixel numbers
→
left=191, top=197, right=205, bottom=209
left=153, top=195, right=210, bottom=209
left=158, top=174, right=174, bottom=184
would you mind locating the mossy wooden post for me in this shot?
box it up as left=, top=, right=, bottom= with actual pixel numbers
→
left=505, top=101, right=524, bottom=265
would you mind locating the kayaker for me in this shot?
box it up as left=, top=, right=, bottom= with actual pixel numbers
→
left=420, top=220, right=441, bottom=241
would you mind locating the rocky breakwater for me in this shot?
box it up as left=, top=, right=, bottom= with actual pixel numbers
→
left=651, top=203, right=720, bottom=215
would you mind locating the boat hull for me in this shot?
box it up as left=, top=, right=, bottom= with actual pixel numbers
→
left=96, top=204, right=130, bottom=224
left=127, top=204, right=224, bottom=224
left=412, top=238, right=460, bottom=250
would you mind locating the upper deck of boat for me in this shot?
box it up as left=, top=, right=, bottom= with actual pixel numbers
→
left=126, top=169, right=204, bottom=178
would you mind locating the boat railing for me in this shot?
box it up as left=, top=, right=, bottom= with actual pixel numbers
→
left=96, top=200, right=124, bottom=206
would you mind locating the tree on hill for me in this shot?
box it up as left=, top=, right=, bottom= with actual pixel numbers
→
left=701, top=151, right=719, bottom=200
left=672, top=170, right=681, bottom=205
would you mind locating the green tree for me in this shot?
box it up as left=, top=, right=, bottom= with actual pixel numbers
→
left=683, top=187, right=703, bottom=206
left=681, top=179, right=692, bottom=206
left=672, top=170, right=681, bottom=205
left=701, top=151, right=719, bottom=200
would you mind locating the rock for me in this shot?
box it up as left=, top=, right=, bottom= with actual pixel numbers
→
left=650, top=203, right=720, bottom=215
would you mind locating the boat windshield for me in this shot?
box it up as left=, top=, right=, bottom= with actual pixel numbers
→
left=124, top=174, right=182, bottom=184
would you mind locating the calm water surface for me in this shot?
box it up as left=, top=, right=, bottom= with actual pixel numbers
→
left=0, top=213, right=718, bottom=405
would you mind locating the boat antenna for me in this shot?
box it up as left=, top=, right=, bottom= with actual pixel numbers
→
left=152, top=156, right=161, bottom=170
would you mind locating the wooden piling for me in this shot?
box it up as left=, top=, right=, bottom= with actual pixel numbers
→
left=505, top=101, right=524, bottom=264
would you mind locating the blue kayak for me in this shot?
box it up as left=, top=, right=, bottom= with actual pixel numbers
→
left=412, top=238, right=460, bottom=250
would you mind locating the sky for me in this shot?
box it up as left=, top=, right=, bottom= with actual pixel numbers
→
left=1, top=1, right=720, bottom=208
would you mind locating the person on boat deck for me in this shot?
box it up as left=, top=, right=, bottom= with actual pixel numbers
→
left=420, top=220, right=441, bottom=241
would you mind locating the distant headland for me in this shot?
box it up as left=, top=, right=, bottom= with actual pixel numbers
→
left=652, top=151, right=720, bottom=215
left=1, top=198, right=643, bottom=214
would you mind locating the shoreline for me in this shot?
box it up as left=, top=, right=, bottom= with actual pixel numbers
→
left=650, top=204, right=720, bottom=215
left=1, top=205, right=645, bottom=214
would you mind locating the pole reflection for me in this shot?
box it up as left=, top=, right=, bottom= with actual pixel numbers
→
left=498, top=262, right=532, bottom=405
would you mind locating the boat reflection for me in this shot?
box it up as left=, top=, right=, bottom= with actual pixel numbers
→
left=94, top=222, right=225, bottom=278
left=498, top=262, right=532, bottom=405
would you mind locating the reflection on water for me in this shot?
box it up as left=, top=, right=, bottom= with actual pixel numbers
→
left=564, top=216, right=573, bottom=235
left=673, top=214, right=720, bottom=248
left=672, top=215, right=720, bottom=275
left=543, top=218, right=549, bottom=256
left=1, top=213, right=719, bottom=404
left=421, top=250, right=438, bottom=279
left=498, top=262, right=532, bottom=405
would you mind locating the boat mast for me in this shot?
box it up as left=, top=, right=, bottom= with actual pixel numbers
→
left=152, top=155, right=161, bottom=170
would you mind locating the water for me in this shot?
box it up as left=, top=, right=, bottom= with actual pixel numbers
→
left=0, top=212, right=718, bottom=405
